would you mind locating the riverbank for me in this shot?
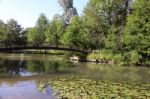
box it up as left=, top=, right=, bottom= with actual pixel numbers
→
left=39, top=77, right=150, bottom=99
left=86, top=50, right=150, bottom=66
left=70, top=49, right=150, bottom=66
left=70, top=56, right=115, bottom=65
left=1, top=49, right=150, bottom=66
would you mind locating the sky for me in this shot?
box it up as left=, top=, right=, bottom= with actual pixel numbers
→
left=0, top=0, right=88, bottom=28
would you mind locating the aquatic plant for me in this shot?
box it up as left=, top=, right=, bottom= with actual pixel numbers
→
left=39, top=77, right=150, bottom=99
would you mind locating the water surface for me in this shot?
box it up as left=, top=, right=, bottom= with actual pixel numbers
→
left=0, top=53, right=149, bottom=99
left=0, top=81, right=55, bottom=99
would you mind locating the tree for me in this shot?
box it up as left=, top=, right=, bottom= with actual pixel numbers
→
left=83, top=0, right=106, bottom=49
left=15, top=29, right=27, bottom=46
left=36, top=13, right=49, bottom=30
left=27, top=13, right=49, bottom=46
left=45, top=19, right=64, bottom=47
left=27, top=27, right=46, bottom=46
left=3, top=19, right=25, bottom=47
left=84, top=0, right=131, bottom=50
left=0, top=20, right=7, bottom=46
left=105, top=27, right=118, bottom=51
left=124, top=0, right=150, bottom=64
left=61, top=16, right=89, bottom=49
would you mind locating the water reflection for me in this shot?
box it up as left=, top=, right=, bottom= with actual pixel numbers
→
left=82, top=63, right=150, bottom=83
left=0, top=53, right=149, bottom=84
left=0, top=80, right=55, bottom=99
left=27, top=60, right=71, bottom=74
left=0, top=53, right=149, bottom=99
left=0, top=58, right=71, bottom=77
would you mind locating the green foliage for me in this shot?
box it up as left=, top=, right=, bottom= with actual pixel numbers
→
left=87, top=50, right=113, bottom=60
left=130, top=51, right=142, bottom=64
left=113, top=53, right=125, bottom=65
left=61, top=16, right=90, bottom=49
left=105, top=27, right=118, bottom=51
left=39, top=77, right=150, bottom=98
left=27, top=27, right=39, bottom=45
left=0, top=20, right=7, bottom=46
left=4, top=19, right=26, bottom=47
left=45, top=20, right=64, bottom=47
left=0, top=19, right=27, bottom=47
left=36, top=13, right=49, bottom=30
left=84, top=0, right=130, bottom=49
left=27, top=13, right=49, bottom=46
left=83, top=0, right=106, bottom=49
left=123, top=50, right=142, bottom=65
left=124, top=0, right=150, bottom=64
left=0, top=0, right=149, bottom=65
left=87, top=49, right=125, bottom=64
left=84, top=0, right=149, bottom=65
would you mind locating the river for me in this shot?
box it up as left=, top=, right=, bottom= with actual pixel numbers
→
left=0, top=53, right=149, bottom=99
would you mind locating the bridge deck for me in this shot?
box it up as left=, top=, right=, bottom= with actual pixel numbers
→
left=0, top=46, right=88, bottom=54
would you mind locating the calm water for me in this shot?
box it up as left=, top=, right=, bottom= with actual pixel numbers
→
left=0, top=53, right=150, bottom=99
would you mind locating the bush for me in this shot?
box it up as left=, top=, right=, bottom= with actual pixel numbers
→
left=88, top=50, right=115, bottom=60
left=123, top=51, right=142, bottom=65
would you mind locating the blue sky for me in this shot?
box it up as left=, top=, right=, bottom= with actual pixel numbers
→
left=0, top=0, right=88, bottom=28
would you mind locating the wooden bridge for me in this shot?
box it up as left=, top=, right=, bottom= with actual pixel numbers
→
left=0, top=46, right=88, bottom=54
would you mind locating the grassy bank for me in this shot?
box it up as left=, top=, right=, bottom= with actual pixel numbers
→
left=87, top=50, right=150, bottom=66
left=38, top=77, right=150, bottom=99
